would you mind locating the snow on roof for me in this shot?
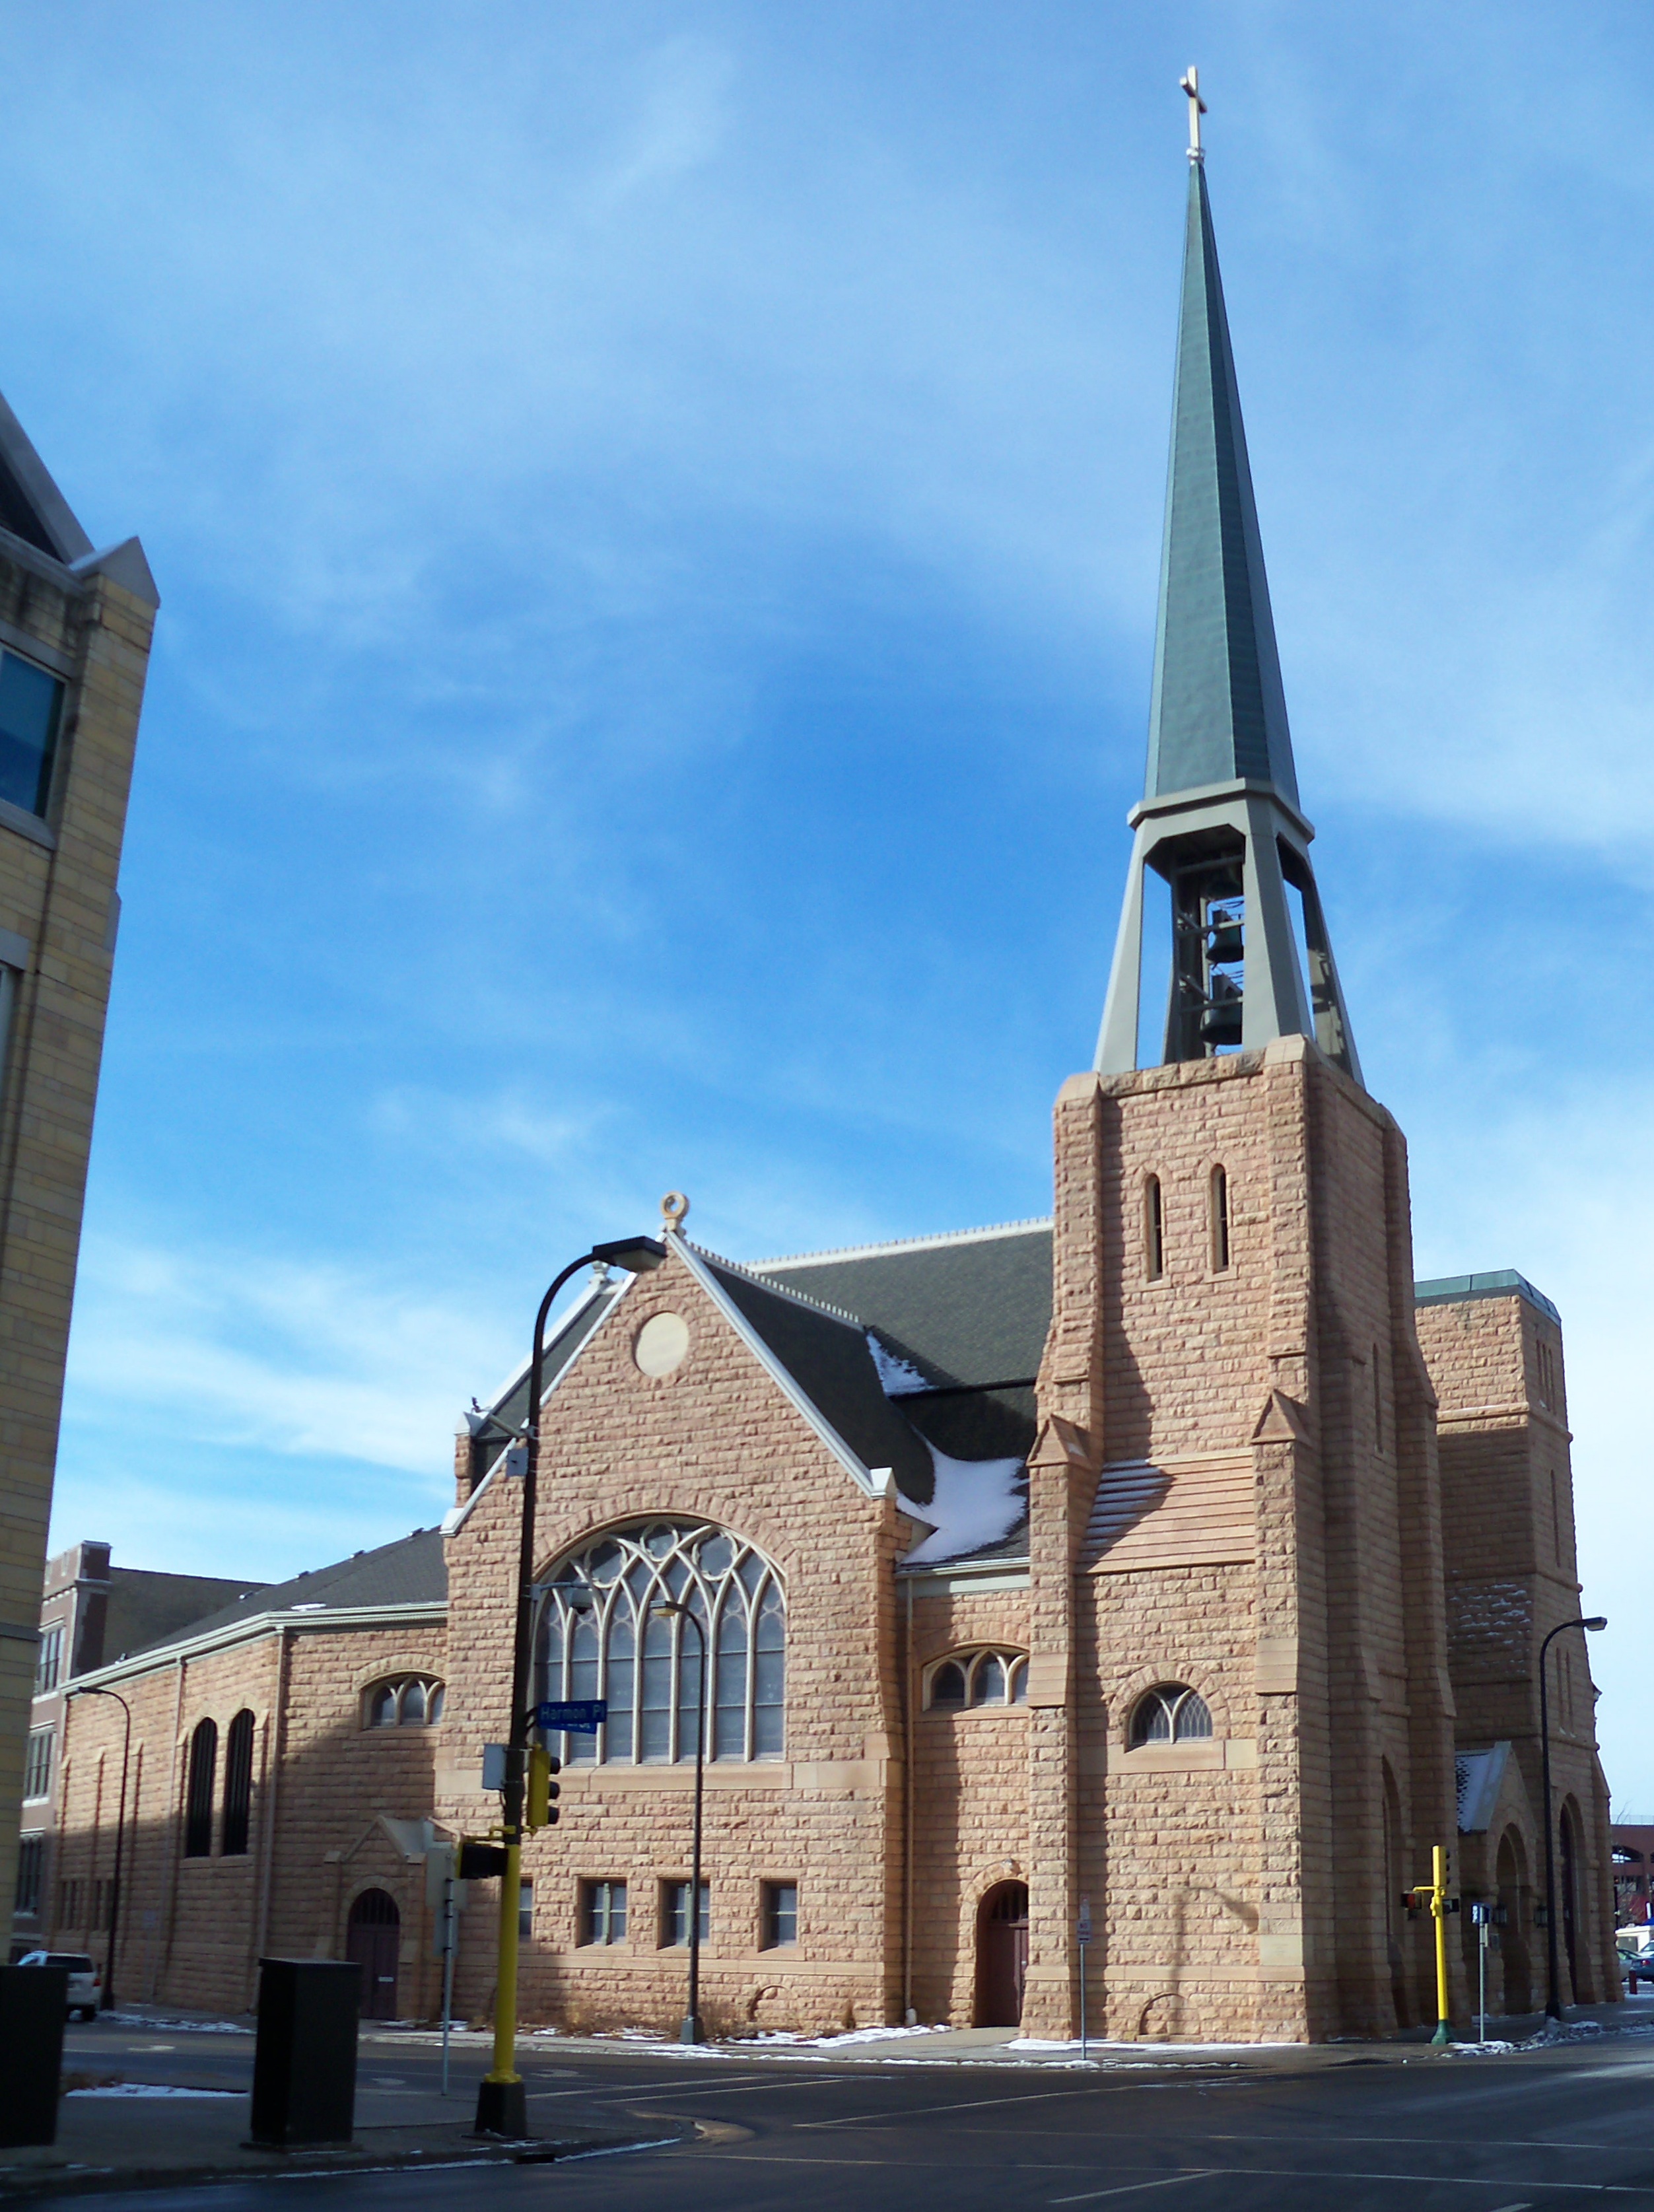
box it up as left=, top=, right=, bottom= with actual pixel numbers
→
left=898, top=1441, right=1027, bottom=1568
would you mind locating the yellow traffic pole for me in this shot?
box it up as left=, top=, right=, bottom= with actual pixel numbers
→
left=484, top=1832, right=523, bottom=2114
left=1407, top=1846, right=1453, bottom=2046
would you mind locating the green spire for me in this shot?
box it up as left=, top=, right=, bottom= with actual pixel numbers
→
left=1145, top=162, right=1298, bottom=809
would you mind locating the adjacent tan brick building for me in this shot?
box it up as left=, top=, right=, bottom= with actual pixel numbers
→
left=0, top=393, right=157, bottom=1925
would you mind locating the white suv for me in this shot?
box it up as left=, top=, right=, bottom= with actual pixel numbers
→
left=17, top=1950, right=102, bottom=2020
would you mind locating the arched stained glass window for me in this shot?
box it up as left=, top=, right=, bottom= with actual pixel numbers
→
left=924, top=1649, right=1028, bottom=1710
left=536, top=1521, right=786, bottom=1766
left=1128, top=1684, right=1213, bottom=1746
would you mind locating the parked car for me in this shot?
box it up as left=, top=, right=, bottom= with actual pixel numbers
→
left=15, top=1951, right=101, bottom=2020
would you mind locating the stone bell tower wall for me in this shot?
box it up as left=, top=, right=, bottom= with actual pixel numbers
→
left=1034, top=1036, right=1461, bottom=2041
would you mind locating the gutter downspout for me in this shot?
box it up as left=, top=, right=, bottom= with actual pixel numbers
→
left=903, top=1575, right=915, bottom=2024
left=253, top=1628, right=292, bottom=1996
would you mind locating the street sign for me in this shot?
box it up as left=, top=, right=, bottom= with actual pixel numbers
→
left=535, top=1700, right=606, bottom=1733
left=1076, top=1897, right=1093, bottom=1945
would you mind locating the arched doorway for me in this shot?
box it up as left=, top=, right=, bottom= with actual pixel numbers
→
left=1496, top=1826, right=1532, bottom=2017
left=975, top=1882, right=1029, bottom=2028
left=347, top=1888, right=401, bottom=2020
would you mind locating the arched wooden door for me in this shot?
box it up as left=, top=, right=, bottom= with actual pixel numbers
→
left=975, top=1881, right=1029, bottom=2028
left=347, top=1888, right=401, bottom=2020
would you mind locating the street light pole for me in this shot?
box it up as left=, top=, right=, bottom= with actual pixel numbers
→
left=650, top=1601, right=706, bottom=2044
left=74, top=1686, right=131, bottom=2013
left=1539, top=1613, right=1607, bottom=2023
left=473, top=1234, right=665, bottom=2140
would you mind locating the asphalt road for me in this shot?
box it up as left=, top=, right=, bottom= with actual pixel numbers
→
left=57, top=2016, right=1654, bottom=2210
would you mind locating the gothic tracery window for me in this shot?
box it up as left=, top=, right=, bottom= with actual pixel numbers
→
left=1128, top=1683, right=1212, bottom=1746
left=362, top=1676, right=445, bottom=1728
left=537, top=1520, right=785, bottom=1766
left=925, top=1649, right=1028, bottom=1710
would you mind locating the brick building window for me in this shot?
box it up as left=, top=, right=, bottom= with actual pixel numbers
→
left=762, top=1881, right=798, bottom=1948
left=1210, top=1166, right=1229, bottom=1271
left=1128, top=1684, right=1212, bottom=1746
left=926, top=1650, right=1029, bottom=1710
left=222, top=1710, right=256, bottom=1856
left=1144, top=1176, right=1164, bottom=1280
left=537, top=1521, right=786, bottom=1768
left=14, top=1836, right=44, bottom=1915
left=362, top=1676, right=445, bottom=1727
left=184, top=1719, right=217, bottom=1856
left=580, top=1879, right=627, bottom=1945
left=0, top=647, right=65, bottom=818
left=34, top=1626, right=63, bottom=1696
left=23, top=1727, right=53, bottom=1800
left=662, top=1879, right=709, bottom=1947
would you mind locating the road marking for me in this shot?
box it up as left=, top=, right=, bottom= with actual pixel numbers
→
left=1051, top=2178, right=1218, bottom=2205
left=797, top=2081, right=1144, bottom=2130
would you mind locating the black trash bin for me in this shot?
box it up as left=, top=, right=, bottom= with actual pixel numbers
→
left=0, top=1964, right=68, bottom=2148
left=248, top=1958, right=361, bottom=2149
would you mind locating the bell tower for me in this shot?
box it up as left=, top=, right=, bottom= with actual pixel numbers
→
left=1094, top=97, right=1360, bottom=1081
left=1024, top=78, right=1463, bottom=2045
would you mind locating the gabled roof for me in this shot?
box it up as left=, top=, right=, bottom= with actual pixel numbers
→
left=1145, top=162, right=1298, bottom=808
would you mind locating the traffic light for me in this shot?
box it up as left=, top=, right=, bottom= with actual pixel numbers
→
left=458, top=1840, right=509, bottom=1879
left=526, top=1746, right=561, bottom=1831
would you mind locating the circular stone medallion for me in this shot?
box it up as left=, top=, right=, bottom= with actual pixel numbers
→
left=633, top=1311, right=691, bottom=1377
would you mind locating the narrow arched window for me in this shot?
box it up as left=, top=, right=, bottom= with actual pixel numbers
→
left=1129, top=1684, right=1212, bottom=1746
left=1210, top=1167, right=1229, bottom=1271
left=184, top=1719, right=217, bottom=1857
left=221, top=1710, right=255, bottom=1857
left=537, top=1521, right=786, bottom=1766
left=1145, top=1175, right=1164, bottom=1281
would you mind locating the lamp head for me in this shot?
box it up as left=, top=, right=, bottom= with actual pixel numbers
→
left=648, top=1601, right=685, bottom=1618
left=591, top=1236, right=666, bottom=1275
left=1585, top=1616, right=1608, bottom=1632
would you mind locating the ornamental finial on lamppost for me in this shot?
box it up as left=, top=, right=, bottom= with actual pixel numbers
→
left=1180, top=65, right=1207, bottom=161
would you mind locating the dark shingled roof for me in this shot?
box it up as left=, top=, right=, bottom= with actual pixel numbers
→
left=125, top=1531, right=447, bottom=1661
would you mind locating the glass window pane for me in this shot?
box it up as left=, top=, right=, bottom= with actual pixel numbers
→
left=714, top=1600, right=748, bottom=1761
left=640, top=1614, right=673, bottom=1762
left=1173, top=1692, right=1212, bottom=1741
left=676, top=1605, right=706, bottom=1762
left=973, top=1657, right=1006, bottom=1707
left=765, top=1881, right=798, bottom=1947
left=753, top=1589, right=784, bottom=1758
left=368, top=1685, right=396, bottom=1727
left=1009, top=1661, right=1027, bottom=1705
left=605, top=1611, right=635, bottom=1764
left=0, top=652, right=62, bottom=818
left=428, top=1683, right=444, bottom=1724
left=569, top=1614, right=600, bottom=1764
left=399, top=1680, right=426, bottom=1724
left=519, top=1881, right=534, bottom=1939
left=930, top=1663, right=967, bottom=1707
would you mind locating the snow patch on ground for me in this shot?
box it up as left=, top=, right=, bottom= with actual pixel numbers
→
left=100, top=2015, right=252, bottom=2034
left=747, top=2024, right=952, bottom=2048
left=898, top=1443, right=1025, bottom=1566
left=67, top=2084, right=240, bottom=2099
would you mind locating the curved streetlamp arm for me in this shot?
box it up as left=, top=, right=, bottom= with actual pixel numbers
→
left=1539, top=1614, right=1607, bottom=2022
left=71, top=1685, right=132, bottom=2011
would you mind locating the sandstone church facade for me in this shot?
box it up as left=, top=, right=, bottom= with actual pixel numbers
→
left=44, top=141, right=1614, bottom=2043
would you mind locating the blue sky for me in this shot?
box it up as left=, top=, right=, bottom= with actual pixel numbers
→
left=6, top=3, right=1653, bottom=1801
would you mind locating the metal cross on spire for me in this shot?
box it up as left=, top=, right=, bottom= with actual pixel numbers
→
left=1179, top=65, right=1207, bottom=162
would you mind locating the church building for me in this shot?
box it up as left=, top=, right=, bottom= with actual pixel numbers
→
left=46, top=121, right=1613, bottom=2043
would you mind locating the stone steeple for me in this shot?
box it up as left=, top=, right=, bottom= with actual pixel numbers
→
left=1095, top=123, right=1360, bottom=1083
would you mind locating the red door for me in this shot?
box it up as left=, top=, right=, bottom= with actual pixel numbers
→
left=347, top=1888, right=401, bottom=2020
left=976, top=1882, right=1030, bottom=2028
